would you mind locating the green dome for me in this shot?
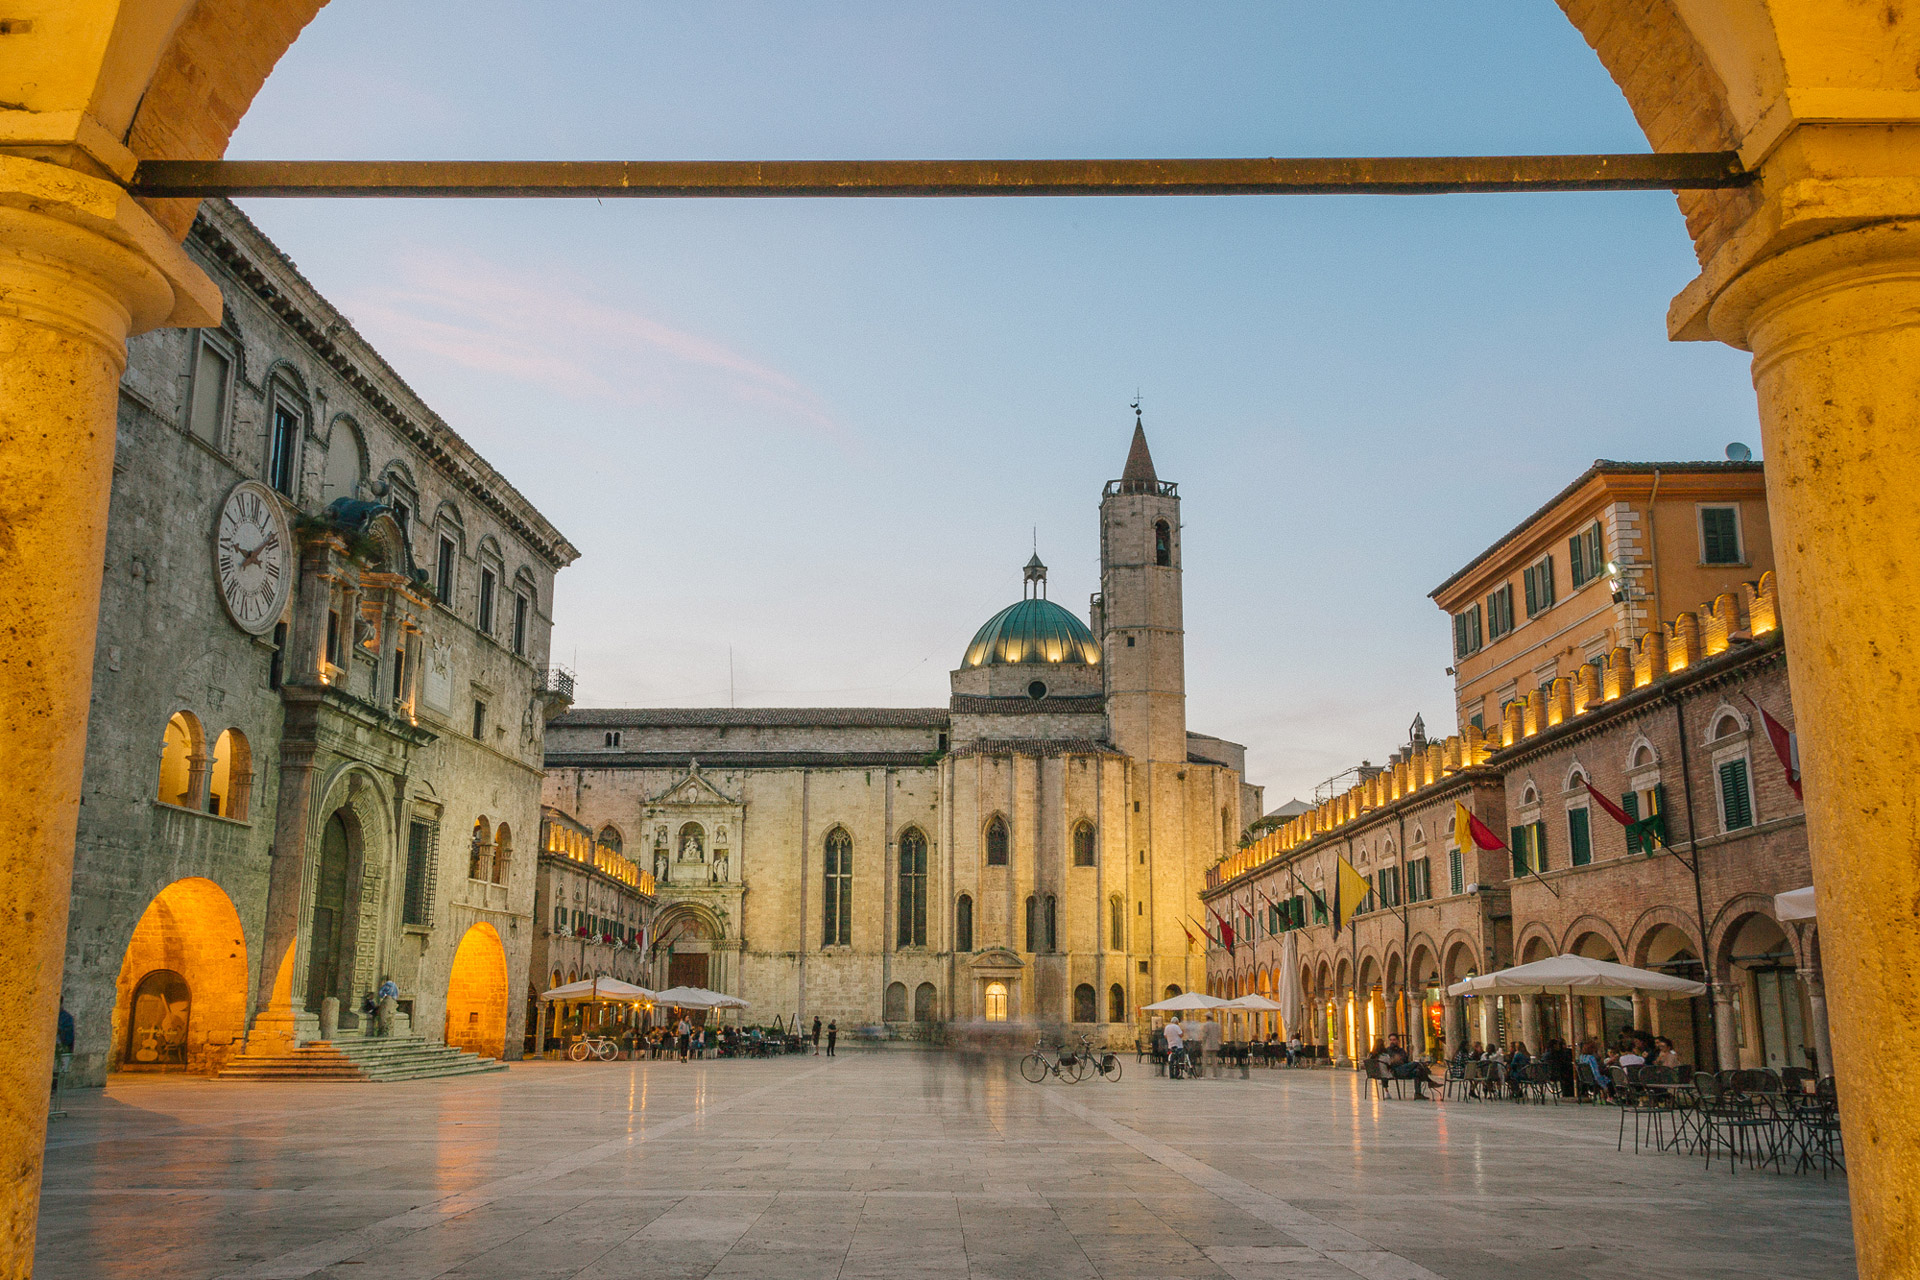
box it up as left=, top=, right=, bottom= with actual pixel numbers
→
left=962, top=598, right=1101, bottom=668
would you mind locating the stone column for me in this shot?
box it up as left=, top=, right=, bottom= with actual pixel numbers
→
left=1519, top=995, right=1541, bottom=1052
left=1801, top=966, right=1834, bottom=1081
left=1712, top=987, right=1738, bottom=1075
left=0, top=157, right=218, bottom=1277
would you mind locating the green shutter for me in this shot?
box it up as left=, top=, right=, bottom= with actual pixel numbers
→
left=1511, top=826, right=1527, bottom=878
left=1720, top=760, right=1753, bottom=830
left=1523, top=566, right=1538, bottom=615
left=1568, top=532, right=1586, bottom=586
left=1702, top=508, right=1739, bottom=564
left=1621, top=791, right=1639, bottom=822
left=1533, top=820, right=1549, bottom=872
left=1569, top=807, right=1592, bottom=866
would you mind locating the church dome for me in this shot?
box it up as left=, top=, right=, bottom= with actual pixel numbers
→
left=962, top=598, right=1101, bottom=668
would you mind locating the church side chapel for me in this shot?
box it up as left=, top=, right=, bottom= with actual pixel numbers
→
left=544, top=420, right=1263, bottom=1039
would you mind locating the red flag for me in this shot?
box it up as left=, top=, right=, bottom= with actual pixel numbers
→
left=1454, top=801, right=1508, bottom=851
left=1180, top=921, right=1198, bottom=950
left=1211, top=907, right=1235, bottom=951
left=1747, top=696, right=1803, bottom=801
left=1583, top=779, right=1634, bottom=828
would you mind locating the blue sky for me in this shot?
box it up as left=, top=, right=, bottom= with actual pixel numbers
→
left=229, top=1, right=1760, bottom=806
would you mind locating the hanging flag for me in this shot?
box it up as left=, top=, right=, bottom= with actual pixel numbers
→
left=1180, top=920, right=1198, bottom=951
left=1211, top=906, right=1235, bottom=952
left=1747, top=695, right=1803, bottom=800
left=1331, top=855, right=1371, bottom=937
left=1582, top=779, right=1634, bottom=828
left=1453, top=801, right=1508, bottom=851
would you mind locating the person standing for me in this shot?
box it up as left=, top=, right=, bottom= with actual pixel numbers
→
left=676, top=1014, right=692, bottom=1062
left=826, top=1020, right=838, bottom=1057
left=375, top=977, right=399, bottom=1037
left=1163, top=1017, right=1186, bottom=1076
left=811, top=1016, right=822, bottom=1055
left=1201, top=1015, right=1223, bottom=1078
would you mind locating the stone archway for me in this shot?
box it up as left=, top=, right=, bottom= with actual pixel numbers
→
left=444, top=923, right=508, bottom=1059
left=109, top=878, right=248, bottom=1076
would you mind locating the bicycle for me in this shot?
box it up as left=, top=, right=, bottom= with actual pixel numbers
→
left=1075, top=1034, right=1123, bottom=1083
left=1020, top=1038, right=1079, bottom=1083
left=569, top=1035, right=620, bottom=1061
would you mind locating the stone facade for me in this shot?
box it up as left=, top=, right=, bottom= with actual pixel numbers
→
left=545, top=424, right=1258, bottom=1041
left=527, top=806, right=657, bottom=1049
left=61, top=199, right=576, bottom=1084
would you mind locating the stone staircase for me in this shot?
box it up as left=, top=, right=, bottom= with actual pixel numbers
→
left=217, top=1034, right=506, bottom=1083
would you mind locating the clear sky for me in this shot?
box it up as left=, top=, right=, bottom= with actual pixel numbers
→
left=228, top=1, right=1761, bottom=808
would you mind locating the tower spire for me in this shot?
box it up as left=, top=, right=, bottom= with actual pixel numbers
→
left=1121, top=402, right=1158, bottom=493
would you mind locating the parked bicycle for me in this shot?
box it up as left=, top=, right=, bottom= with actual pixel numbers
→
left=569, top=1035, right=620, bottom=1061
left=1075, top=1034, right=1123, bottom=1082
left=1020, top=1037, right=1082, bottom=1083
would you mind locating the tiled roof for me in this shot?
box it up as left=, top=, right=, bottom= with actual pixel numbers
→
left=948, top=695, right=1105, bottom=716
left=555, top=707, right=949, bottom=729
left=545, top=751, right=938, bottom=770
left=950, top=738, right=1124, bottom=758
left=1122, top=422, right=1158, bottom=484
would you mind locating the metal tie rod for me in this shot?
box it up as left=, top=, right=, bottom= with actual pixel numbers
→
left=131, top=153, right=1749, bottom=199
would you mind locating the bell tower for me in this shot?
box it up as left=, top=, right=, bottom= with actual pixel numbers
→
left=1099, top=408, right=1186, bottom=763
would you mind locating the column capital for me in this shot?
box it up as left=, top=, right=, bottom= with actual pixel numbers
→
left=0, top=154, right=218, bottom=347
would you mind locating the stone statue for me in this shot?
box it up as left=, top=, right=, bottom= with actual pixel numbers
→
left=654, top=849, right=669, bottom=882
left=710, top=848, right=729, bottom=883
left=678, top=828, right=703, bottom=862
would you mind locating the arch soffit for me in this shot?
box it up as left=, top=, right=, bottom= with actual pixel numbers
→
left=313, top=762, right=393, bottom=848
left=115, top=874, right=249, bottom=959
left=1708, top=892, right=1800, bottom=971
left=1626, top=733, right=1661, bottom=772
left=1440, top=929, right=1480, bottom=979
left=1560, top=914, right=1627, bottom=959
left=654, top=897, right=727, bottom=940
left=1705, top=702, right=1750, bottom=742
left=1407, top=931, right=1441, bottom=974
left=1515, top=922, right=1560, bottom=963
left=1627, top=904, right=1705, bottom=966
left=1563, top=758, right=1592, bottom=791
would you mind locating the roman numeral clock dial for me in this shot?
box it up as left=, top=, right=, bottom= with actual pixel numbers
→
left=215, top=480, right=293, bottom=635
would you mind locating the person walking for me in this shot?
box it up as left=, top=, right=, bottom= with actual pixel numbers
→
left=1201, top=1015, right=1223, bottom=1078
left=676, top=1015, right=692, bottom=1062
left=811, top=1016, right=822, bottom=1056
left=826, top=1019, right=838, bottom=1057
left=1163, top=1017, right=1186, bottom=1077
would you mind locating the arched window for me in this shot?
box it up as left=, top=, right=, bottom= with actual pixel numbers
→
left=955, top=894, right=974, bottom=952
left=1164, top=984, right=1184, bottom=1000
left=884, top=981, right=908, bottom=1021
left=551, top=969, right=562, bottom=989
left=321, top=417, right=367, bottom=505
left=492, top=823, right=512, bottom=886
left=914, top=982, right=936, bottom=1022
left=1073, top=983, right=1096, bottom=1023
left=822, top=828, right=852, bottom=946
left=1109, top=983, right=1126, bottom=1023
left=985, top=815, right=1009, bottom=866
left=208, top=728, right=251, bottom=820
left=984, top=981, right=1008, bottom=1022
left=897, top=827, right=927, bottom=947
left=1154, top=520, right=1171, bottom=566
left=1024, top=895, right=1037, bottom=951
left=157, top=711, right=203, bottom=808
left=1109, top=895, right=1124, bottom=951
left=470, top=818, right=492, bottom=881
left=1712, top=712, right=1744, bottom=740
left=1044, top=894, right=1058, bottom=952
left=1072, top=821, right=1096, bottom=866
left=597, top=825, right=623, bottom=854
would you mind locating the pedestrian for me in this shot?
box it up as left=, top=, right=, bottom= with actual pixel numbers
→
left=375, top=977, right=399, bottom=1037
left=676, top=1014, right=692, bottom=1062
left=1285, top=1032, right=1303, bottom=1067
left=1164, top=1016, right=1186, bottom=1077
left=812, top=1015, right=822, bottom=1055
left=826, top=1019, right=838, bottom=1057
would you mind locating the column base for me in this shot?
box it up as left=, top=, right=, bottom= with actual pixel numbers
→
left=245, top=1007, right=321, bottom=1054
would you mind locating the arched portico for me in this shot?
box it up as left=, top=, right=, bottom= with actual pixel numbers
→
left=109, top=878, right=249, bottom=1077
left=444, top=923, right=509, bottom=1060
left=12, top=6, right=1920, bottom=1273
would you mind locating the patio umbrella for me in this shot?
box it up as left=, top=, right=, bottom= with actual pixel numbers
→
left=1447, top=954, right=1705, bottom=1081
left=1278, top=931, right=1303, bottom=1041
left=537, top=976, right=655, bottom=1001
left=1220, top=993, right=1285, bottom=1011
left=1775, top=885, right=1816, bottom=921
left=653, top=985, right=750, bottom=1010
left=1141, top=991, right=1229, bottom=1012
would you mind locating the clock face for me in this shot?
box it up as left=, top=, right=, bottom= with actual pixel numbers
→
left=215, top=481, right=293, bottom=635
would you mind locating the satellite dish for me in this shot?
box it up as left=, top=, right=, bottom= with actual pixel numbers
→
left=1725, top=442, right=1752, bottom=462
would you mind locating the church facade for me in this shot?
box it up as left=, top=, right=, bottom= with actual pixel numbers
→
left=543, top=425, right=1260, bottom=1038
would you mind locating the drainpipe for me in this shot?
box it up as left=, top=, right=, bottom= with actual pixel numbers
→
left=1671, top=694, right=1720, bottom=1068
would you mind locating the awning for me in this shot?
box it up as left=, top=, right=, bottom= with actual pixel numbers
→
left=1446, top=954, right=1705, bottom=998
left=653, top=985, right=750, bottom=1009
left=1775, top=885, right=1817, bottom=922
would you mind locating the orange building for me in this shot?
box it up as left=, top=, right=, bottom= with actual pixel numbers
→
left=1432, top=460, right=1773, bottom=738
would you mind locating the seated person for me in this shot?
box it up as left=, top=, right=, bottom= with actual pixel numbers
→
left=1285, top=1034, right=1303, bottom=1066
left=1652, top=1036, right=1681, bottom=1069
left=1383, top=1035, right=1434, bottom=1099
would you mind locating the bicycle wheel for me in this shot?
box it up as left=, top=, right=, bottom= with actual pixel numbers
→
left=1020, top=1053, right=1048, bottom=1083
left=569, top=1041, right=591, bottom=1061
left=1101, top=1053, right=1122, bottom=1082
left=596, top=1041, right=618, bottom=1061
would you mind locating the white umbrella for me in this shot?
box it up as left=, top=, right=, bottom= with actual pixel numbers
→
left=1220, top=993, right=1285, bottom=1011
left=1142, top=991, right=1229, bottom=1012
left=538, top=976, right=654, bottom=1002
left=1278, top=931, right=1303, bottom=1041
left=654, top=985, right=750, bottom=1010
left=1446, top=954, right=1705, bottom=998
left=1776, top=885, right=1816, bottom=921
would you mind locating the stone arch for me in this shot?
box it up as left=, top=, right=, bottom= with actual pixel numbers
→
left=445, top=922, right=508, bottom=1059
left=156, top=708, right=205, bottom=809
left=1516, top=923, right=1560, bottom=965
left=1628, top=905, right=1706, bottom=968
left=305, top=764, right=393, bottom=1017
left=1408, top=936, right=1440, bottom=987
left=1562, top=914, right=1627, bottom=961
left=1705, top=701, right=1750, bottom=743
left=110, top=877, right=249, bottom=1075
left=884, top=980, right=908, bottom=1021
left=321, top=412, right=368, bottom=504
left=1564, top=758, right=1593, bottom=790
left=1709, top=892, right=1801, bottom=976
left=914, top=981, right=936, bottom=1022
left=655, top=898, right=727, bottom=944
left=1625, top=734, right=1661, bottom=772
left=1440, top=930, right=1481, bottom=983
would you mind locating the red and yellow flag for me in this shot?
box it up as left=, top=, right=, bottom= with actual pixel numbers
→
left=1453, top=801, right=1506, bottom=852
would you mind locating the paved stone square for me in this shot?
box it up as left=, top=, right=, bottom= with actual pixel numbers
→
left=37, top=1052, right=1852, bottom=1279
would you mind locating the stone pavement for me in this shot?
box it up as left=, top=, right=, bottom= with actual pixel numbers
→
left=35, top=1051, right=1853, bottom=1279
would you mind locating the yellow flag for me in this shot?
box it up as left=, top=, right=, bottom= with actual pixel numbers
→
left=1334, top=855, right=1371, bottom=936
left=1454, top=801, right=1474, bottom=855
